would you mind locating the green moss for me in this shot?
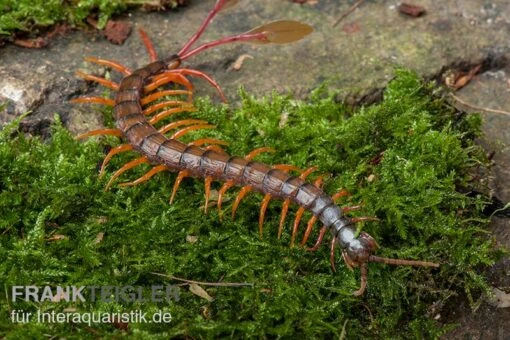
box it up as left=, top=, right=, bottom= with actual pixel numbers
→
left=0, top=0, right=183, bottom=36
left=0, top=70, right=499, bottom=338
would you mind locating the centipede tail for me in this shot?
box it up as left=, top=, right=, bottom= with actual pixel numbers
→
left=73, top=0, right=438, bottom=296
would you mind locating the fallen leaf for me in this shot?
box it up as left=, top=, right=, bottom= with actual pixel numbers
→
left=398, top=3, right=426, bottom=17
left=189, top=283, right=214, bottom=302
left=342, top=22, right=360, bottom=33
left=13, top=37, right=47, bottom=49
left=94, top=232, right=104, bottom=244
left=103, top=20, right=133, bottom=45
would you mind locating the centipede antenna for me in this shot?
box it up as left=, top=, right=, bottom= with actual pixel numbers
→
left=368, top=255, right=439, bottom=268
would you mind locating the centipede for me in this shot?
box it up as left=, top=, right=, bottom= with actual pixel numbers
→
left=72, top=0, right=439, bottom=296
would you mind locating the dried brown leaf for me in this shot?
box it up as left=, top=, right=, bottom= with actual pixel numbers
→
left=13, top=37, right=47, bottom=49
left=398, top=3, right=426, bottom=17
left=342, top=22, right=360, bottom=33
left=103, top=20, right=133, bottom=45
left=189, top=283, right=214, bottom=302
left=94, top=232, right=104, bottom=244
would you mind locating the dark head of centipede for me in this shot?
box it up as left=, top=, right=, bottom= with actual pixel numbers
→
left=72, top=0, right=438, bottom=296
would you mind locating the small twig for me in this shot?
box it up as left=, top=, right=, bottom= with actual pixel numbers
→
left=333, top=0, right=365, bottom=27
left=450, top=93, right=510, bottom=116
left=150, top=272, right=254, bottom=287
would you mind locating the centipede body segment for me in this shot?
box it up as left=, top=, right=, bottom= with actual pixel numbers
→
left=72, top=0, right=439, bottom=296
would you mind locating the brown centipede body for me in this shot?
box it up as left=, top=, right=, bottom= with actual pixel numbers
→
left=72, top=0, right=439, bottom=296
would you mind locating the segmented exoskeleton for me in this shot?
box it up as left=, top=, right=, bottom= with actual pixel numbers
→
left=72, top=0, right=438, bottom=296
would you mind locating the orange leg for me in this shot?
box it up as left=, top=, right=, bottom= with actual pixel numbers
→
left=168, top=69, right=226, bottom=102
left=278, top=199, right=291, bottom=239
left=75, top=128, right=122, bottom=140
left=272, top=163, right=302, bottom=239
left=70, top=97, right=115, bottom=106
left=218, top=148, right=276, bottom=220
left=105, top=157, right=149, bottom=191
left=84, top=57, right=132, bottom=75
left=76, top=70, right=119, bottom=90
left=149, top=107, right=197, bottom=126
left=299, top=176, right=324, bottom=246
left=191, top=138, right=228, bottom=147
left=158, top=119, right=208, bottom=135
left=272, top=164, right=301, bottom=172
left=144, top=72, right=194, bottom=97
left=232, top=185, right=252, bottom=219
left=142, top=100, right=189, bottom=116
left=170, top=124, right=215, bottom=140
left=119, top=164, right=169, bottom=187
left=283, top=166, right=317, bottom=242
left=138, top=27, right=158, bottom=62
left=204, top=176, right=213, bottom=213
left=307, top=226, right=327, bottom=251
left=330, top=238, right=337, bottom=272
left=199, top=143, right=224, bottom=213
left=258, top=193, right=272, bottom=238
left=141, top=91, right=192, bottom=106
left=300, top=215, right=318, bottom=246
left=331, top=189, right=349, bottom=201
left=170, top=170, right=190, bottom=204
left=290, top=207, right=306, bottom=247
left=217, top=180, right=235, bottom=216
left=299, top=166, right=318, bottom=180
left=202, top=144, right=226, bottom=154
left=100, top=144, right=134, bottom=177
left=245, top=147, right=275, bottom=160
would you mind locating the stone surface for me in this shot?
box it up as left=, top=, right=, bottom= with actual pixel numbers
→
left=0, top=0, right=509, bottom=337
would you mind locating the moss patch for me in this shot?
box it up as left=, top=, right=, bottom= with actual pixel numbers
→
left=0, top=70, right=499, bottom=338
left=0, top=0, right=183, bottom=36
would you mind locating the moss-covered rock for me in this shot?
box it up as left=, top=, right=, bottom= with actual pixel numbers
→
left=0, top=70, right=499, bottom=338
